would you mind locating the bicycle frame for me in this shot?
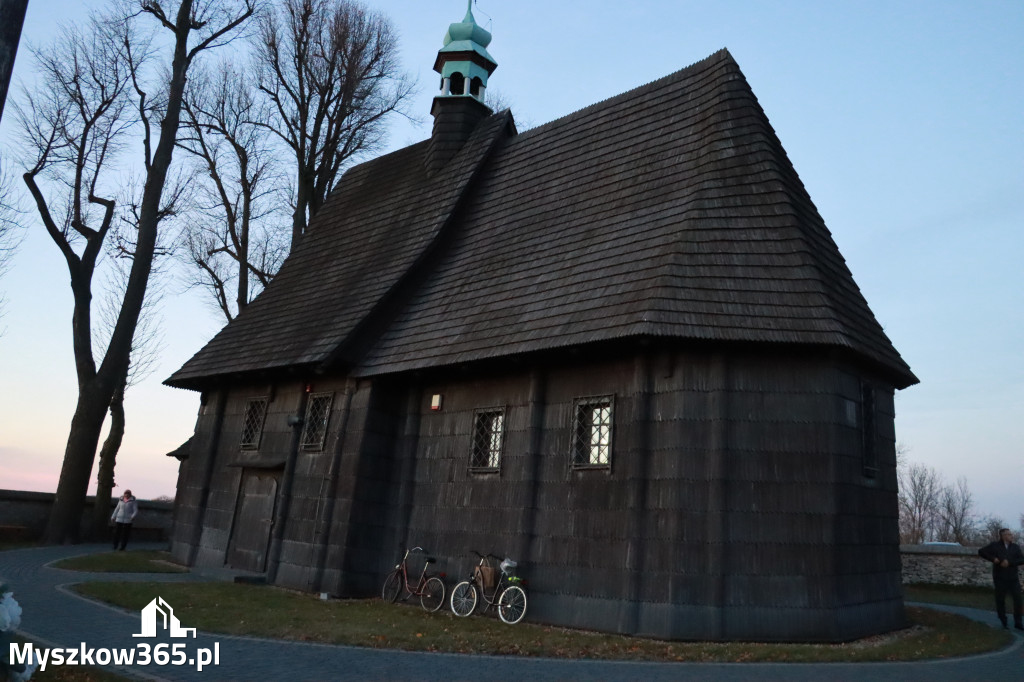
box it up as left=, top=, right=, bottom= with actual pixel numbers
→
left=394, top=546, right=433, bottom=597
left=450, top=551, right=527, bottom=624
left=480, top=573, right=508, bottom=606
left=383, top=546, right=446, bottom=613
left=471, top=553, right=517, bottom=607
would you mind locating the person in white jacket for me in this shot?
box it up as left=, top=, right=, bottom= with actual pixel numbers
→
left=110, top=490, right=138, bottom=550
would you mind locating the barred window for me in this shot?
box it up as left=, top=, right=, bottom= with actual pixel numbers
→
left=572, top=396, right=613, bottom=468
left=240, top=398, right=268, bottom=450
left=302, top=393, right=334, bottom=451
left=471, top=409, right=504, bottom=471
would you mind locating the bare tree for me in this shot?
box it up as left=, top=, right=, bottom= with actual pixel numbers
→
left=177, top=61, right=287, bottom=321
left=0, top=162, right=23, bottom=322
left=898, top=462, right=943, bottom=544
left=972, top=515, right=1007, bottom=545
left=895, top=441, right=910, bottom=466
left=17, top=0, right=256, bottom=544
left=256, top=0, right=413, bottom=248
left=90, top=252, right=166, bottom=538
left=18, top=22, right=137, bottom=546
left=484, top=88, right=533, bottom=131
left=935, top=476, right=974, bottom=544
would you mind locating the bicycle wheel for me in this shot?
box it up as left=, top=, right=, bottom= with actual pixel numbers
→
left=420, top=576, right=445, bottom=612
left=449, top=581, right=478, bottom=617
left=381, top=569, right=402, bottom=603
left=497, top=584, right=527, bottom=624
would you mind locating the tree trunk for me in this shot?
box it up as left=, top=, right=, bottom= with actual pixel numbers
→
left=291, top=172, right=310, bottom=249
left=43, top=0, right=199, bottom=545
left=43, top=385, right=111, bottom=544
left=0, top=0, right=29, bottom=124
left=92, top=372, right=127, bottom=539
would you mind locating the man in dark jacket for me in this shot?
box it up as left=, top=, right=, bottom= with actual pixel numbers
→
left=978, top=528, right=1024, bottom=629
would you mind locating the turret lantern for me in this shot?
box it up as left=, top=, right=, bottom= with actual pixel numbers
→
left=433, top=0, right=497, bottom=102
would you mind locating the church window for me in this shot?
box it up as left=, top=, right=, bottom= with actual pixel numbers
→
left=572, top=396, right=614, bottom=468
left=240, top=397, right=268, bottom=450
left=471, top=408, right=504, bottom=470
left=302, top=392, right=334, bottom=451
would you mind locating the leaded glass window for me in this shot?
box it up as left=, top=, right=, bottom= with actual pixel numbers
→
left=572, top=396, right=613, bottom=468
left=302, top=393, right=333, bottom=451
left=240, top=397, right=268, bottom=450
left=471, top=409, right=504, bottom=471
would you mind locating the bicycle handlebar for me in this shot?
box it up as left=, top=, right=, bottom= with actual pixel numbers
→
left=396, top=546, right=426, bottom=562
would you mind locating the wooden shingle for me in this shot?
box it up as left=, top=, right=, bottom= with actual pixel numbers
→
left=167, top=49, right=915, bottom=391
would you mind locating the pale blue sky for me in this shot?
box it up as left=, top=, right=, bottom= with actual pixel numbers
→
left=1, top=1, right=1021, bottom=526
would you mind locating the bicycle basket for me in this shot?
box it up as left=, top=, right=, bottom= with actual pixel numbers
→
left=474, top=564, right=497, bottom=589
left=499, top=557, right=517, bottom=575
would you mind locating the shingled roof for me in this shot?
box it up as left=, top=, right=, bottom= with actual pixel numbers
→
left=165, top=108, right=514, bottom=387
left=167, top=49, right=916, bottom=391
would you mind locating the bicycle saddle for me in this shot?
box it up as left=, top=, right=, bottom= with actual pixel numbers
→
left=425, top=556, right=436, bottom=564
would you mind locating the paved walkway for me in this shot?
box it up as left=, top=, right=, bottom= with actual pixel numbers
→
left=2, top=544, right=1022, bottom=681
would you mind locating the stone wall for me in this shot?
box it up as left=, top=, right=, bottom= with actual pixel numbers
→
left=900, top=544, right=991, bottom=587
left=0, top=489, right=173, bottom=542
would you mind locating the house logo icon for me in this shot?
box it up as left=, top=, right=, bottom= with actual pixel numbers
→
left=133, top=597, right=197, bottom=638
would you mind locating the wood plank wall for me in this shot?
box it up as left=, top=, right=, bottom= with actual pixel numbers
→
left=169, top=344, right=903, bottom=641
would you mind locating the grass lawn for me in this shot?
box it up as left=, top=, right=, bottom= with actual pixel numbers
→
left=904, top=583, right=996, bottom=612
left=51, top=551, right=186, bottom=573
left=72, top=581, right=1013, bottom=663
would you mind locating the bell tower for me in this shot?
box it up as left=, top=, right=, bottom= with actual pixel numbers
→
left=426, top=1, right=498, bottom=176
left=433, top=0, right=497, bottom=102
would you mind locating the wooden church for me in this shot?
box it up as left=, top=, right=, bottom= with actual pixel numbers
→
left=165, top=2, right=917, bottom=642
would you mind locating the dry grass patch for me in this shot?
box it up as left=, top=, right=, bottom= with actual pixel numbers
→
left=72, top=582, right=1012, bottom=662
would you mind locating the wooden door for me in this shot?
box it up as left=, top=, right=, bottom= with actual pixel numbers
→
left=226, top=469, right=279, bottom=572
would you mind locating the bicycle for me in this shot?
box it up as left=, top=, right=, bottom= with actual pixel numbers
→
left=381, top=546, right=446, bottom=612
left=449, top=551, right=527, bottom=624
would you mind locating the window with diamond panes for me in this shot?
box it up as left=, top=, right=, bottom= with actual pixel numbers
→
left=471, top=409, right=504, bottom=471
left=571, top=396, right=613, bottom=468
left=240, top=398, right=268, bottom=450
left=302, top=393, right=334, bottom=451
